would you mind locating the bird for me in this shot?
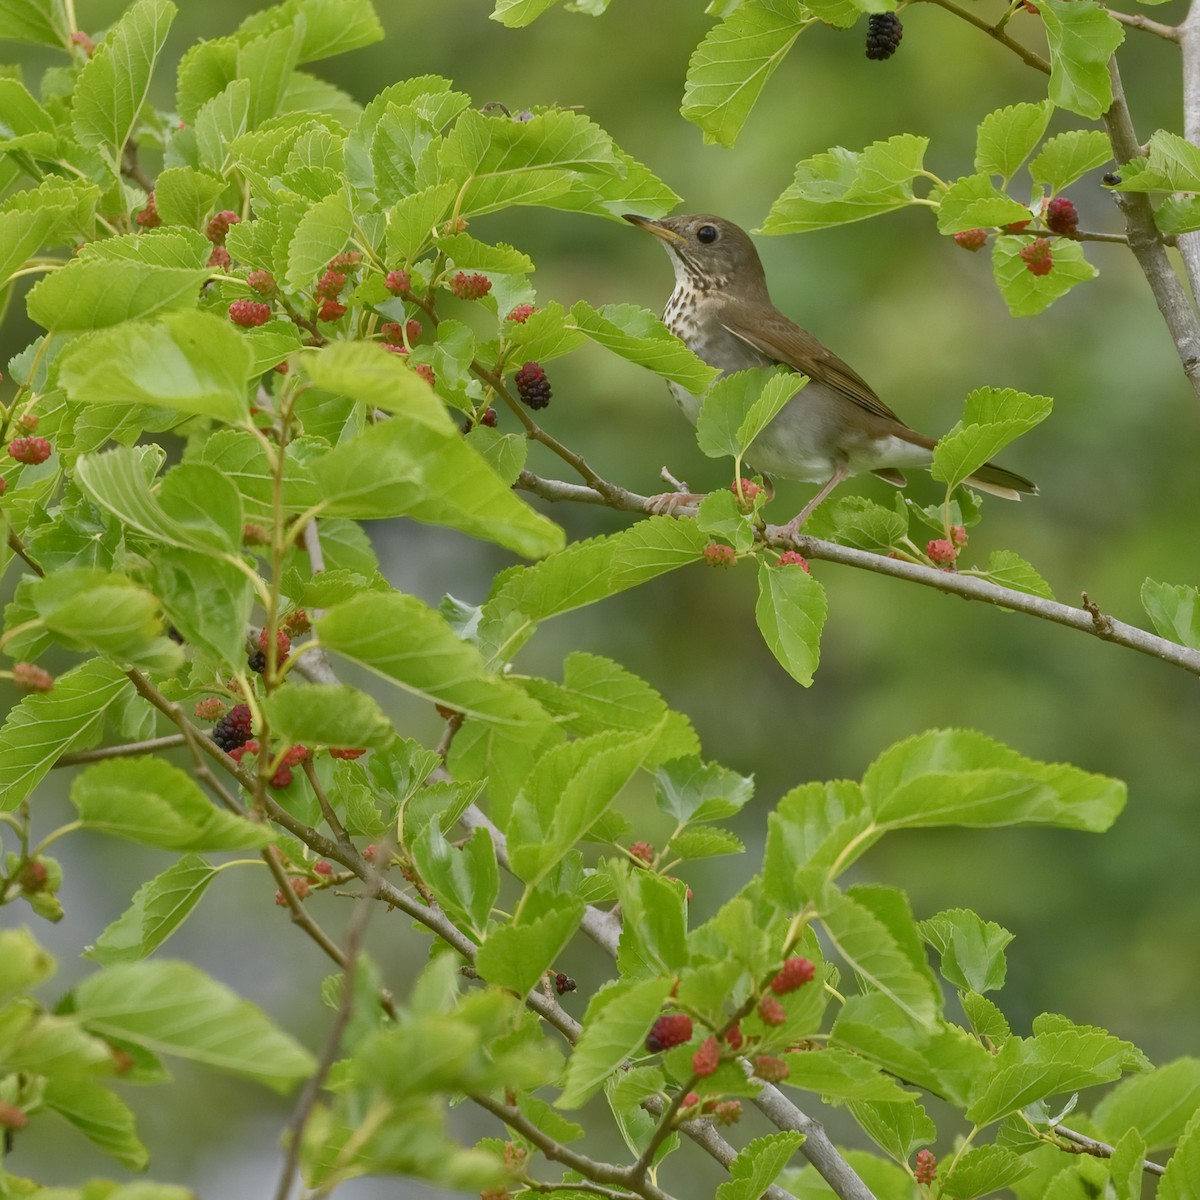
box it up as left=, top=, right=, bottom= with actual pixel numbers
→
left=623, top=213, right=1036, bottom=533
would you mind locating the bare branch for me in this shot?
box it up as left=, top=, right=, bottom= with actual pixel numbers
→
left=1104, top=57, right=1200, bottom=402
left=1107, top=8, right=1180, bottom=41
left=515, top=472, right=1200, bottom=678
left=1054, top=1124, right=1166, bottom=1175
left=1177, top=0, right=1200, bottom=296
left=54, top=734, right=186, bottom=767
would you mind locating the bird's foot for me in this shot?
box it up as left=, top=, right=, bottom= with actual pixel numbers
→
left=645, top=467, right=704, bottom=516
left=645, top=490, right=706, bottom=516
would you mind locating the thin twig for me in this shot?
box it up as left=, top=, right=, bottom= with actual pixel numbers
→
left=515, top=471, right=1200, bottom=678
left=1177, top=0, right=1200, bottom=300
left=261, top=846, right=350, bottom=972
left=1054, top=1124, right=1166, bottom=1175
left=1103, top=57, right=1200, bottom=403
left=1106, top=8, right=1180, bottom=40
left=915, top=0, right=1051, bottom=73
left=303, top=756, right=353, bottom=849
left=54, top=734, right=186, bottom=767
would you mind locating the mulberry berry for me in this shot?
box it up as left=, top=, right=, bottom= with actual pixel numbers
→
left=205, top=210, right=240, bottom=244
left=8, top=437, right=52, bottom=465
left=12, top=662, right=53, bottom=691
left=449, top=271, right=491, bottom=300
left=135, top=192, right=160, bottom=228
left=555, top=972, right=577, bottom=994
left=703, top=543, right=736, bottom=567
left=865, top=12, right=903, bottom=59
left=213, top=703, right=253, bottom=752
left=329, top=746, right=367, bottom=760
left=758, top=994, right=786, bottom=1026
left=775, top=551, right=810, bottom=572
left=506, top=304, right=536, bottom=323
left=646, top=1014, right=693, bottom=1052
left=692, top=1036, right=720, bottom=1077
left=915, top=1149, right=937, bottom=1185
left=247, top=269, right=277, bottom=296
left=514, top=361, right=551, bottom=409
left=770, top=957, right=816, bottom=994
left=1019, top=238, right=1054, bottom=276
left=1045, top=196, right=1079, bottom=238
left=954, top=228, right=988, bottom=252
left=229, top=300, right=271, bottom=328
left=385, top=269, right=411, bottom=295
left=752, top=1054, right=790, bottom=1083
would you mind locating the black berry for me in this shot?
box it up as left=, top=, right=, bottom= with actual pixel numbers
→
left=514, top=361, right=552, bottom=410
left=212, top=703, right=253, bottom=752
left=247, top=649, right=267, bottom=674
left=865, top=12, right=903, bottom=59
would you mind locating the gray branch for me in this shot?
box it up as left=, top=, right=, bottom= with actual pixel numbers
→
left=1178, top=0, right=1200, bottom=297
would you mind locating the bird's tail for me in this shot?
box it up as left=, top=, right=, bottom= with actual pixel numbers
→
left=964, top=461, right=1038, bottom=501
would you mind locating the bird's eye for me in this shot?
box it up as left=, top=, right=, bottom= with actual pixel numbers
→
left=696, top=225, right=719, bottom=244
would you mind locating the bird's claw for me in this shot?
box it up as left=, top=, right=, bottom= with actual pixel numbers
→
left=645, top=491, right=706, bottom=516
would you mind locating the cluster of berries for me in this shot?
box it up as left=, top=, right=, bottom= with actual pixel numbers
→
left=955, top=197, right=1080, bottom=277
left=865, top=13, right=903, bottom=59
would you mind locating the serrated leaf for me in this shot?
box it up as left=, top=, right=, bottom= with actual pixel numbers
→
left=975, top=102, right=1053, bottom=183
left=263, top=684, right=396, bottom=750
left=979, top=549, right=1054, bottom=599
left=961, top=990, right=1012, bottom=1043
left=284, top=190, right=353, bottom=291
left=154, top=165, right=227, bottom=228
left=861, top=728, right=1127, bottom=832
left=0, top=0, right=68, bottom=44
left=384, top=184, right=456, bottom=264
left=783, top=1045, right=918, bottom=1104
left=414, top=823, right=503, bottom=943
left=59, top=312, right=252, bottom=424
left=993, top=232, right=1098, bottom=316
left=26, top=260, right=209, bottom=330
left=475, top=897, right=583, bottom=993
left=74, top=960, right=316, bottom=1090
left=1029, top=129, right=1113, bottom=192
left=681, top=0, right=811, bottom=147
left=697, top=366, right=791, bottom=459
left=71, top=758, right=273, bottom=850
left=937, top=173, right=1033, bottom=235
left=570, top=301, right=719, bottom=392
left=919, top=908, right=1012, bottom=993
left=755, top=558, right=827, bottom=687
left=70, top=0, right=175, bottom=169
left=87, top=854, right=220, bottom=964
left=848, top=1098, right=936, bottom=1164
left=1095, top=1058, right=1200, bottom=1151
left=505, top=300, right=588, bottom=363
left=716, top=1131, right=805, bottom=1200
left=557, top=976, right=675, bottom=1108
left=42, top=1076, right=148, bottom=1169
left=668, top=826, right=745, bottom=859
left=942, top=1144, right=1032, bottom=1199
left=932, top=387, right=1051, bottom=491
left=656, top=757, right=755, bottom=823
left=1039, top=0, right=1124, bottom=120
left=1141, top=580, right=1200, bottom=650
left=819, top=887, right=939, bottom=1024
left=490, top=0, right=560, bottom=27
left=0, top=659, right=131, bottom=811
left=761, top=134, right=929, bottom=233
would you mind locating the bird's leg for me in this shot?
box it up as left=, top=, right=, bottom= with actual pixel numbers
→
left=779, top=463, right=850, bottom=541
left=645, top=465, right=706, bottom=516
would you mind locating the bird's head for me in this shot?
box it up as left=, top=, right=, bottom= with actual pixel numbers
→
left=623, top=213, right=768, bottom=297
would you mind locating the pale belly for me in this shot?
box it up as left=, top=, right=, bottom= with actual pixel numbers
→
left=668, top=376, right=933, bottom=484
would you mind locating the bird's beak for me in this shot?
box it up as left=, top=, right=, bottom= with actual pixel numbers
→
left=623, top=214, right=686, bottom=244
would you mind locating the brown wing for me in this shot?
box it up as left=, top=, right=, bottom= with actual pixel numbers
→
left=719, top=306, right=907, bottom=426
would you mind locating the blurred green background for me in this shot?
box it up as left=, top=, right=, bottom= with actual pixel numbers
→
left=3, top=1, right=1199, bottom=1195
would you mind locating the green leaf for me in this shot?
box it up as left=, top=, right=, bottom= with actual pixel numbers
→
left=667, top=826, right=745, bottom=860
left=384, top=184, right=457, bottom=264
left=1029, top=129, right=1113, bottom=193
left=58, top=312, right=253, bottom=424
left=992, top=233, right=1098, bottom=316
left=505, top=300, right=588, bottom=364
left=490, top=0, right=560, bottom=27
left=1039, top=0, right=1124, bottom=120
left=819, top=886, right=939, bottom=1024
left=437, top=233, right=534, bottom=275
left=0, top=659, right=131, bottom=811
left=154, top=165, right=227, bottom=228
left=919, top=908, right=1012, bottom=993
left=71, top=758, right=273, bottom=850
left=42, top=1076, right=148, bottom=1169
left=848, top=1098, right=936, bottom=1164
left=942, top=1144, right=1032, bottom=1199
left=698, top=367, right=788, bottom=459
left=1156, top=197, right=1200, bottom=237
left=755, top=558, right=827, bottom=687
left=961, top=990, right=1011, bottom=1043
left=311, top=413, right=564, bottom=559
left=284, top=190, right=353, bottom=291
left=413, top=823, right=503, bottom=943
left=936, top=174, right=1033, bottom=235
left=70, top=0, right=176, bottom=169
left=931, top=386, right=1051, bottom=492
left=716, top=1131, right=805, bottom=1200
left=1094, top=1058, right=1200, bottom=1152
left=315, top=590, right=551, bottom=726
left=975, top=102, right=1053, bottom=183
left=0, top=927, right=56, bottom=997
left=236, top=0, right=383, bottom=63
left=1141, top=579, right=1200, bottom=650
left=557, top=975, right=675, bottom=1108
left=475, top=897, right=584, bottom=994
left=508, top=729, right=658, bottom=886
left=682, top=0, right=812, bottom=146
left=0, top=0, right=68, bottom=44
left=612, top=866, right=689, bottom=975
left=979, top=549, right=1055, bottom=600
left=1155, top=1108, right=1200, bottom=1200
left=760, top=134, right=930, bottom=233
left=74, top=960, right=316, bottom=1091
left=656, top=757, right=755, bottom=823
left=824, top=495, right=906, bottom=553
left=0, top=76, right=56, bottom=155
left=967, top=1026, right=1135, bottom=1125
left=861, top=728, right=1127, bottom=832
left=1109, top=1129, right=1149, bottom=1200
left=87, top=854, right=220, bottom=965
left=783, top=1045, right=919, bottom=1104
left=570, top=301, right=719, bottom=392
left=1112, top=131, right=1200, bottom=193
left=264, top=684, right=396, bottom=751
left=26, top=260, right=209, bottom=330
left=195, top=79, right=251, bottom=174
left=697, top=489, right=757, bottom=553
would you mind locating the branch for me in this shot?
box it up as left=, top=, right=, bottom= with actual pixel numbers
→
left=515, top=472, right=1200, bottom=678
left=915, top=0, right=1051, bottom=73
left=1107, top=8, right=1180, bottom=40
left=1054, top=1123, right=1166, bottom=1175
left=1103, top=56, right=1200, bottom=403
left=54, top=734, right=186, bottom=766
left=1177, top=0, right=1200, bottom=297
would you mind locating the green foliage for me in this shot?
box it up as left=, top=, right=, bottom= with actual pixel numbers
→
left=0, top=1, right=1194, bottom=1198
